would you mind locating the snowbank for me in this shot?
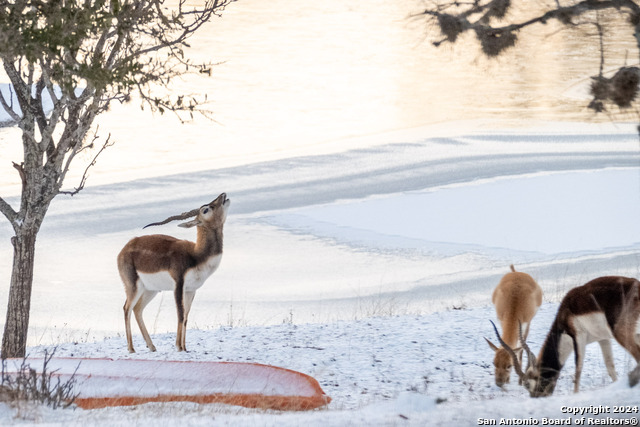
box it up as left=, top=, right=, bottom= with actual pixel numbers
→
left=2, top=303, right=637, bottom=425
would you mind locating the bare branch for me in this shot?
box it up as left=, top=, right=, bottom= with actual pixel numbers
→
left=0, top=84, right=20, bottom=123
left=495, top=0, right=640, bottom=34
left=12, top=162, right=26, bottom=190
left=121, top=0, right=230, bottom=64
left=0, top=196, right=18, bottom=228
left=58, top=132, right=114, bottom=197
left=423, top=0, right=640, bottom=114
left=37, top=57, right=64, bottom=155
left=2, top=63, right=30, bottom=121
left=424, top=0, right=640, bottom=51
left=33, top=76, right=50, bottom=141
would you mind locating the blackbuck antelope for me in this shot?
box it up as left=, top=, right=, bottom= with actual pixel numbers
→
left=485, top=265, right=542, bottom=387
left=493, top=276, right=640, bottom=397
left=118, top=193, right=230, bottom=353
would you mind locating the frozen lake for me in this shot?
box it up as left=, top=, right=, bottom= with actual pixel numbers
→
left=278, top=168, right=640, bottom=255
left=1, top=123, right=639, bottom=345
left=2, top=122, right=640, bottom=343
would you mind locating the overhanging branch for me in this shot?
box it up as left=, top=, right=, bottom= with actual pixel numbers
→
left=491, top=0, right=640, bottom=33
left=423, top=0, right=640, bottom=45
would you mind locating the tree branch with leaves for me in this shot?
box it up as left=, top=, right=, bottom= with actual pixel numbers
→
left=419, top=0, right=640, bottom=125
left=0, top=0, right=233, bottom=358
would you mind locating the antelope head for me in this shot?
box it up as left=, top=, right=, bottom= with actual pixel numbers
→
left=144, top=192, right=230, bottom=230
left=489, top=320, right=555, bottom=396
left=485, top=336, right=522, bottom=387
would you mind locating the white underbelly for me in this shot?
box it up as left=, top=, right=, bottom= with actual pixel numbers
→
left=138, top=254, right=222, bottom=292
left=138, top=271, right=178, bottom=292
left=573, top=313, right=614, bottom=343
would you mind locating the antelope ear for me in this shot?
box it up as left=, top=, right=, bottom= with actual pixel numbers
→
left=485, top=337, right=499, bottom=352
left=178, top=218, right=201, bottom=228
left=515, top=347, right=523, bottom=358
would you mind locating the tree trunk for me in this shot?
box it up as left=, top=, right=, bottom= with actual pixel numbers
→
left=1, top=228, right=38, bottom=358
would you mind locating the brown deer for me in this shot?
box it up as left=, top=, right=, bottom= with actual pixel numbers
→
left=494, top=276, right=640, bottom=397
left=485, top=265, right=542, bottom=387
left=118, top=193, right=230, bottom=353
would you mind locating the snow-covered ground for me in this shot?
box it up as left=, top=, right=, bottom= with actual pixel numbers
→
left=3, top=304, right=640, bottom=425
left=1, top=121, right=640, bottom=425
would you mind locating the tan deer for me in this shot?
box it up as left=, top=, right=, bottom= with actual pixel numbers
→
left=494, top=276, right=640, bottom=397
left=118, top=193, right=230, bottom=353
left=485, top=265, right=542, bottom=387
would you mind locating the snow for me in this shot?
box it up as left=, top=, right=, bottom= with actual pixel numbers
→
left=0, top=120, right=639, bottom=425
left=278, top=168, right=640, bottom=254
left=1, top=304, right=638, bottom=425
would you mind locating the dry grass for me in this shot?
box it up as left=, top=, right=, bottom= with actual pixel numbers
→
left=0, top=350, right=78, bottom=410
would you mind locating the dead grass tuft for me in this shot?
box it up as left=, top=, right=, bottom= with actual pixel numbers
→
left=0, top=350, right=78, bottom=410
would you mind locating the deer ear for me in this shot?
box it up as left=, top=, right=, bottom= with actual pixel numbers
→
left=485, top=337, right=499, bottom=352
left=178, top=218, right=201, bottom=228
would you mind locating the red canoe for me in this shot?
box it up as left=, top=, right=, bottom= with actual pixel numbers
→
left=6, top=357, right=331, bottom=411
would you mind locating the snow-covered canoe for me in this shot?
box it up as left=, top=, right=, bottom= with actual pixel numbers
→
left=5, top=357, right=331, bottom=411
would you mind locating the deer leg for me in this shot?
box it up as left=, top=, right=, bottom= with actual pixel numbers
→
left=133, top=290, right=159, bottom=352
left=181, top=291, right=196, bottom=352
left=522, top=322, right=531, bottom=342
left=597, top=339, right=618, bottom=382
left=614, top=330, right=640, bottom=363
left=174, top=280, right=185, bottom=351
left=573, top=335, right=587, bottom=393
left=120, top=260, right=143, bottom=353
left=123, top=285, right=144, bottom=354
left=614, top=283, right=640, bottom=362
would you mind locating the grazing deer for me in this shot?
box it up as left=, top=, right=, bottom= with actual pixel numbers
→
left=118, top=193, right=230, bottom=353
left=485, top=265, right=542, bottom=387
left=493, top=276, right=640, bottom=397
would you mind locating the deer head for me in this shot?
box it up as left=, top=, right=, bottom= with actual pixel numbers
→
left=144, top=193, right=230, bottom=229
left=489, top=320, right=551, bottom=396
